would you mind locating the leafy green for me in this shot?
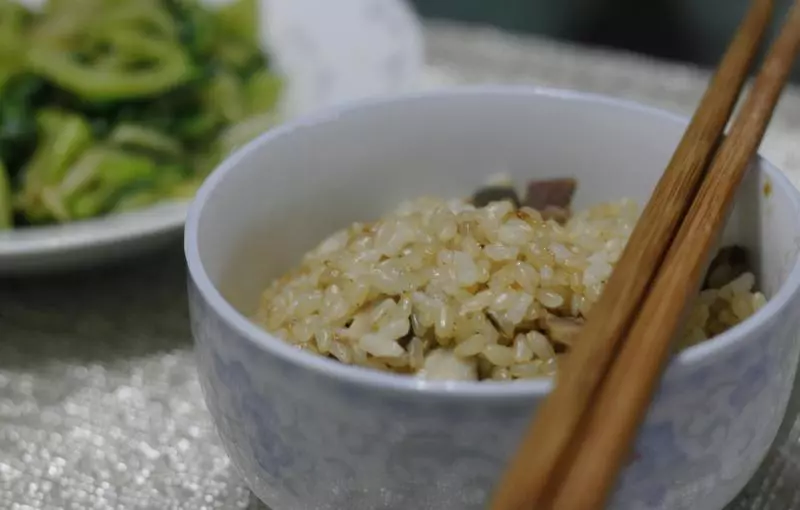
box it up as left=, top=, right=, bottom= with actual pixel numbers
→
left=0, top=159, right=11, bottom=229
left=0, top=74, right=48, bottom=176
left=0, top=0, right=284, bottom=228
left=216, top=0, right=259, bottom=47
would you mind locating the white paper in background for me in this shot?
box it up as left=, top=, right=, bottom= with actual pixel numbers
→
left=260, top=0, right=425, bottom=116
left=14, top=0, right=427, bottom=117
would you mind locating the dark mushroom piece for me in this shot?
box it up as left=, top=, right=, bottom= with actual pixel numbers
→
left=523, top=177, right=577, bottom=223
left=541, top=315, right=584, bottom=348
left=472, top=186, right=521, bottom=208
left=703, top=245, right=750, bottom=289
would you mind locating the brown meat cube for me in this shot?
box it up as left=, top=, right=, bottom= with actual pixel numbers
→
left=540, top=206, right=572, bottom=224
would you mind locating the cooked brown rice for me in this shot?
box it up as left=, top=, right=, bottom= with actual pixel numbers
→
left=254, top=196, right=766, bottom=381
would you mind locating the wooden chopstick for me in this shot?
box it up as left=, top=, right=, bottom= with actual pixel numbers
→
left=543, top=3, right=800, bottom=509
left=488, top=1, right=775, bottom=508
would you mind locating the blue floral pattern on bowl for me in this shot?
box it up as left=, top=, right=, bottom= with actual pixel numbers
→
left=189, top=278, right=800, bottom=510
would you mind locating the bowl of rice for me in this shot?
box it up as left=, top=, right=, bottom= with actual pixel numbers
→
left=185, top=87, right=800, bottom=510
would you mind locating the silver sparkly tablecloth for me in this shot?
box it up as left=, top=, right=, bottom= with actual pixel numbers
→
left=4, top=23, right=800, bottom=510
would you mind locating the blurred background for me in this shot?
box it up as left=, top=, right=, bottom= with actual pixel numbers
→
left=410, top=0, right=800, bottom=81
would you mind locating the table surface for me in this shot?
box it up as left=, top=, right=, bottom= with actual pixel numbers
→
left=3, top=23, right=800, bottom=510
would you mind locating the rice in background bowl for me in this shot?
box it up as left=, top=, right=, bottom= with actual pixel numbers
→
left=185, top=88, right=800, bottom=510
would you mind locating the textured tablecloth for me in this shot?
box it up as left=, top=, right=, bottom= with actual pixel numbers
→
left=3, top=23, right=800, bottom=510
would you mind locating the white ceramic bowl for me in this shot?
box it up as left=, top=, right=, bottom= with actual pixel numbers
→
left=0, top=0, right=423, bottom=274
left=185, top=87, right=800, bottom=510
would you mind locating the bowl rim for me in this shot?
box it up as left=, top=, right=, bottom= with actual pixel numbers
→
left=0, top=200, right=189, bottom=258
left=185, top=85, right=800, bottom=399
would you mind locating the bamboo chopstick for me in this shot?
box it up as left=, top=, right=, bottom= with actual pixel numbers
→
left=488, top=1, right=775, bottom=508
left=543, top=3, right=800, bottom=509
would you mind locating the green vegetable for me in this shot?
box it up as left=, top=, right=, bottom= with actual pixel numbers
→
left=109, top=124, right=183, bottom=158
left=0, top=0, right=31, bottom=72
left=246, top=70, right=283, bottom=114
left=216, top=0, right=259, bottom=47
left=29, top=110, right=93, bottom=182
left=0, top=74, right=47, bottom=175
left=16, top=110, right=94, bottom=222
left=0, top=159, right=11, bottom=229
left=206, top=70, right=247, bottom=123
left=28, top=36, right=194, bottom=100
left=0, top=0, right=283, bottom=229
left=111, top=189, right=162, bottom=213
left=164, top=0, right=219, bottom=61
left=63, top=147, right=159, bottom=220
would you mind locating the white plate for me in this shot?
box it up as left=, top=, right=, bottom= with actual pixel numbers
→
left=0, top=0, right=425, bottom=274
